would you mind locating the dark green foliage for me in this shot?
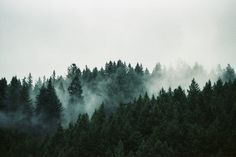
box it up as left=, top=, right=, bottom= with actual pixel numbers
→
left=0, top=78, right=7, bottom=110
left=68, top=75, right=83, bottom=101
left=0, top=62, right=236, bottom=157
left=6, top=76, right=22, bottom=112
left=35, top=79, right=62, bottom=131
left=37, top=79, right=236, bottom=157
left=67, top=63, right=81, bottom=79
left=33, top=77, right=43, bottom=101
left=67, top=64, right=84, bottom=121
left=20, top=78, right=33, bottom=119
left=0, top=129, right=42, bottom=157
left=27, top=73, right=33, bottom=93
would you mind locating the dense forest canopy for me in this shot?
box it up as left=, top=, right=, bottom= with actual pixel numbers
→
left=0, top=61, right=236, bottom=156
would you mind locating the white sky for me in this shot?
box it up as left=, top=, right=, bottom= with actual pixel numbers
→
left=0, top=0, right=235, bottom=81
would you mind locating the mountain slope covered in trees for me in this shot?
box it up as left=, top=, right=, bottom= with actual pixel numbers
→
left=0, top=61, right=236, bottom=156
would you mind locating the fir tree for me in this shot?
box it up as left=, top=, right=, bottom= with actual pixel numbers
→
left=6, top=76, right=21, bottom=112
left=36, top=79, right=62, bottom=129
left=0, top=78, right=7, bottom=110
left=20, top=78, right=33, bottom=118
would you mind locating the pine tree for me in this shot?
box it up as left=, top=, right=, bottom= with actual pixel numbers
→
left=67, top=70, right=84, bottom=122
left=223, top=64, right=235, bottom=82
left=188, top=79, right=201, bottom=104
left=67, top=63, right=81, bottom=79
left=68, top=75, right=83, bottom=103
left=105, top=61, right=115, bottom=75
left=27, top=73, right=33, bottom=101
left=20, top=78, right=33, bottom=118
left=187, top=79, right=201, bottom=123
left=33, top=77, right=43, bottom=101
left=6, top=76, right=21, bottom=112
left=135, top=63, right=143, bottom=75
left=82, top=65, right=92, bottom=82
left=35, top=85, right=47, bottom=117
left=51, top=70, right=56, bottom=85
left=47, top=79, right=63, bottom=121
left=36, top=79, right=62, bottom=128
left=27, top=73, right=33, bottom=90
left=173, top=86, right=186, bottom=104
left=0, top=78, right=7, bottom=110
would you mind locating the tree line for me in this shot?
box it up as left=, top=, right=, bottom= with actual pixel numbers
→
left=0, top=61, right=236, bottom=156
left=1, top=78, right=236, bottom=156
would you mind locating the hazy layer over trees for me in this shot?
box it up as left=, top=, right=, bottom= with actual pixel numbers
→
left=0, top=61, right=235, bottom=156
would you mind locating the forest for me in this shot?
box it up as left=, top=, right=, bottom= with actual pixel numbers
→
left=0, top=60, right=236, bottom=157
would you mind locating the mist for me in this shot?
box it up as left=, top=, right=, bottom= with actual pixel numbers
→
left=1, top=0, right=236, bottom=156
left=0, top=0, right=235, bottom=129
left=0, top=60, right=234, bottom=132
left=0, top=0, right=235, bottom=80
left=146, top=61, right=222, bottom=95
left=44, top=62, right=232, bottom=127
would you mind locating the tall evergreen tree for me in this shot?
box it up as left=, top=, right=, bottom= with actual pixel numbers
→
left=82, top=65, right=92, bottom=82
left=222, top=64, right=235, bottom=82
left=67, top=67, right=83, bottom=122
left=187, top=79, right=201, bottom=104
left=33, top=77, right=43, bottom=101
left=0, top=78, right=7, bottom=110
left=135, top=63, right=143, bottom=75
left=67, top=63, right=81, bottom=79
left=68, top=75, right=83, bottom=103
left=36, top=79, right=62, bottom=129
left=27, top=73, right=33, bottom=89
left=47, top=79, right=63, bottom=120
left=20, top=78, right=33, bottom=117
left=51, top=70, right=56, bottom=85
left=6, top=76, right=21, bottom=112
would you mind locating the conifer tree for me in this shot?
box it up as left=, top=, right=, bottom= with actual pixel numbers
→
left=36, top=79, right=62, bottom=127
left=188, top=79, right=201, bottom=104
left=0, top=78, right=7, bottom=110
left=6, top=76, right=21, bottom=112
left=20, top=78, right=33, bottom=118
left=223, top=64, right=236, bottom=82
left=27, top=73, right=33, bottom=90
left=67, top=63, right=81, bottom=79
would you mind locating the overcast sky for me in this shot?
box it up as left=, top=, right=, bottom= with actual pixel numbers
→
left=0, top=0, right=235, bottom=81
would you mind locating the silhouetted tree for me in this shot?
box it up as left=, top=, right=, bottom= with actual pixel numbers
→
left=36, top=79, right=62, bottom=130
left=222, top=64, right=235, bottom=82
left=6, top=76, right=21, bottom=112
left=1, top=61, right=236, bottom=157
left=67, top=63, right=81, bottom=79
left=68, top=76, right=83, bottom=101
left=20, top=78, right=33, bottom=118
left=0, top=78, right=7, bottom=110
